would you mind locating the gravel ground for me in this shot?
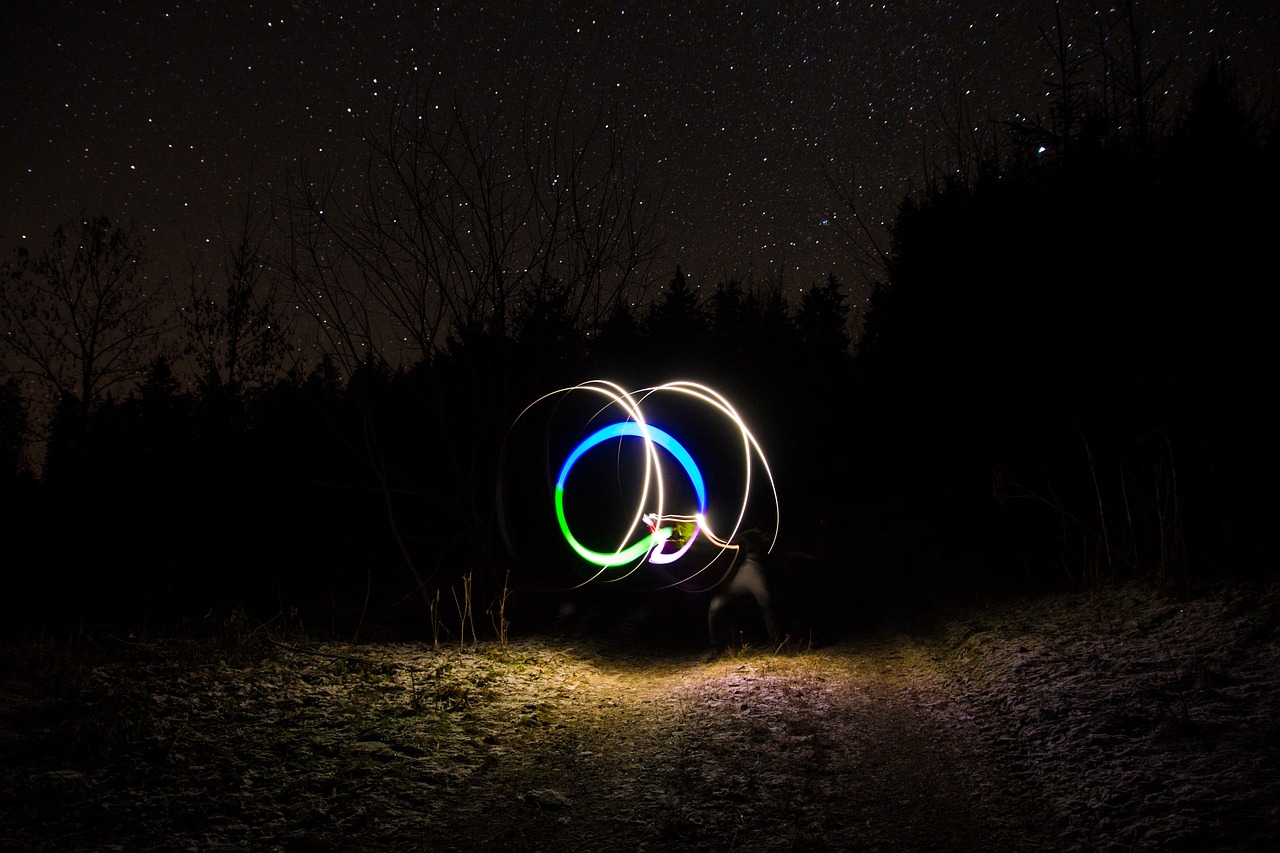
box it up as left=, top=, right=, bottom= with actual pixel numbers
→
left=924, top=580, right=1280, bottom=851
left=1, top=579, right=1276, bottom=851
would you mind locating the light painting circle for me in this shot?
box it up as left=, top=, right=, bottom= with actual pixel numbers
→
left=500, top=379, right=779, bottom=590
left=554, top=422, right=707, bottom=568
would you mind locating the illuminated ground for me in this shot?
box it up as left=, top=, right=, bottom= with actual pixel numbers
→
left=2, top=581, right=1277, bottom=851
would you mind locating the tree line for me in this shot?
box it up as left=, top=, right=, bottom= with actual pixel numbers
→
left=846, top=56, right=1280, bottom=607
left=3, top=25, right=1277, bottom=636
left=0, top=210, right=850, bottom=635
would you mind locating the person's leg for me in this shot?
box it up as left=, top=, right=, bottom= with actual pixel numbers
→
left=707, top=592, right=729, bottom=657
left=736, top=557, right=780, bottom=643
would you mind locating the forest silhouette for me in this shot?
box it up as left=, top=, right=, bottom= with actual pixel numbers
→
left=2, top=56, right=1276, bottom=640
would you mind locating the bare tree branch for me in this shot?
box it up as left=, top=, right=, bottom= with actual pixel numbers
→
left=181, top=187, right=294, bottom=395
left=1, top=215, right=171, bottom=422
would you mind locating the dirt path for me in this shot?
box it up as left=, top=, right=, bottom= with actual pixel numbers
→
left=10, top=582, right=1276, bottom=852
left=422, top=635, right=1053, bottom=851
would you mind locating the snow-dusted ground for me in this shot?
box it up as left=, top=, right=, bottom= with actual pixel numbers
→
left=1, top=578, right=1276, bottom=851
left=922, top=579, right=1280, bottom=851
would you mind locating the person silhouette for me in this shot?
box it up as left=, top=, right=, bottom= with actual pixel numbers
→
left=707, top=528, right=779, bottom=658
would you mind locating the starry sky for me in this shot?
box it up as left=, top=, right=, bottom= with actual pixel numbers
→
left=3, top=1, right=1277, bottom=315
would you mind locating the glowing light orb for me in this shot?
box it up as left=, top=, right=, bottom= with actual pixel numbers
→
left=555, top=421, right=707, bottom=567
left=502, top=379, right=780, bottom=590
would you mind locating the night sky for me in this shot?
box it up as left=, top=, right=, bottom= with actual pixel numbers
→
left=3, top=1, right=1277, bottom=311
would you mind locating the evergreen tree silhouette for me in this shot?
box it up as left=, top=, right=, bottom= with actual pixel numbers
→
left=796, top=273, right=851, bottom=359
left=647, top=266, right=705, bottom=342
left=854, top=60, right=1279, bottom=591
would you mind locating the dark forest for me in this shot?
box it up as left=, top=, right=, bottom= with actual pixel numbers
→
left=2, top=57, right=1277, bottom=642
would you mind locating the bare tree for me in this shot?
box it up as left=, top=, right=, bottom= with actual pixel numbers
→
left=1038, top=0, right=1092, bottom=157
left=279, top=166, right=379, bottom=375
left=825, top=166, right=890, bottom=277
left=824, top=165, right=889, bottom=343
left=520, top=86, right=665, bottom=336
left=281, top=69, right=665, bottom=374
left=1026, top=0, right=1172, bottom=156
left=1, top=215, right=170, bottom=424
left=1112, top=0, right=1172, bottom=149
left=181, top=189, right=293, bottom=397
left=276, top=69, right=666, bottom=595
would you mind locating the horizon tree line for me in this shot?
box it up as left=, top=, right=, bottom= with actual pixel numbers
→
left=2, top=23, right=1276, bottom=631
